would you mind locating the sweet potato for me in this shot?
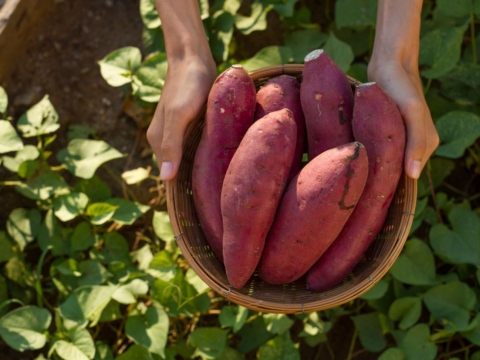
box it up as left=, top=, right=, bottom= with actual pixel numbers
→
left=307, top=82, right=406, bottom=292
left=192, top=65, right=256, bottom=262
left=300, top=49, right=354, bottom=158
left=257, top=142, right=368, bottom=285
left=222, top=109, right=297, bottom=288
left=255, top=75, right=306, bottom=179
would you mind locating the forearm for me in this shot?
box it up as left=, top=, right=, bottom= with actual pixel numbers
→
left=155, top=0, right=211, bottom=61
left=371, top=0, right=423, bottom=71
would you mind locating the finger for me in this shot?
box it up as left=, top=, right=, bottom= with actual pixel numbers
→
left=159, top=109, right=190, bottom=180
left=399, top=100, right=427, bottom=179
left=146, top=102, right=165, bottom=167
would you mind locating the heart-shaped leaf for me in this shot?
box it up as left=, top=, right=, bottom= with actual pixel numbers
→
left=98, top=47, right=142, bottom=87
left=399, top=324, right=437, bottom=360
left=17, top=96, right=60, bottom=137
left=0, top=306, right=51, bottom=352
left=351, top=312, right=386, bottom=352
left=242, top=46, right=293, bottom=71
left=285, top=29, right=327, bottom=63
left=104, top=198, right=150, bottom=225
left=125, top=306, right=169, bottom=357
left=153, top=211, right=174, bottom=241
left=53, top=192, right=89, bottom=222
left=57, top=139, right=124, bottom=179
left=189, top=327, right=228, bottom=359
left=390, top=239, right=436, bottom=285
left=257, top=331, right=300, bottom=360
left=139, top=0, right=161, bottom=29
left=7, top=208, right=41, bottom=251
left=52, top=327, right=95, bottom=360
left=389, top=297, right=422, bottom=330
left=235, top=2, right=269, bottom=35
left=323, top=33, right=354, bottom=72
left=15, top=170, right=69, bottom=201
left=0, top=120, right=23, bottom=154
left=132, top=53, right=168, bottom=103
left=2, top=145, right=39, bottom=172
left=112, top=279, right=149, bottom=304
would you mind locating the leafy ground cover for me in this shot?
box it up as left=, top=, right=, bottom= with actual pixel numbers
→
left=1, top=0, right=480, bottom=359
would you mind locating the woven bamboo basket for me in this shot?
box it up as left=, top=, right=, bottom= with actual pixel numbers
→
left=166, top=64, right=417, bottom=314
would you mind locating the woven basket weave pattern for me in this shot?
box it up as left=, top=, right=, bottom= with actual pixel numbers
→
left=166, top=64, right=417, bottom=314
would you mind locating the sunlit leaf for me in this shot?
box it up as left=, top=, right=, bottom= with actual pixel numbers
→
left=104, top=198, right=150, bottom=225
left=153, top=211, right=174, bottom=241
left=7, top=208, right=41, bottom=251
left=242, top=46, right=293, bottom=71
left=98, top=47, right=142, bottom=87
left=132, top=53, right=168, bottom=103
left=235, top=2, right=269, bottom=35
left=0, top=120, right=23, bottom=154
left=139, top=0, right=161, bottom=29
left=112, top=279, right=149, bottom=304
left=17, top=96, right=60, bottom=137
left=257, top=331, right=300, bottom=360
left=121, top=167, right=151, bottom=184
left=2, top=145, right=38, bottom=172
left=53, top=192, right=89, bottom=222
left=0, top=86, right=7, bottom=115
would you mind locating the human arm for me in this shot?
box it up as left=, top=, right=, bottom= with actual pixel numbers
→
left=368, top=0, right=439, bottom=179
left=146, top=0, right=217, bottom=180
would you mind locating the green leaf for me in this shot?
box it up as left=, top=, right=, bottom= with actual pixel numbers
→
left=71, top=222, right=97, bottom=252
left=390, top=239, right=436, bottom=285
left=346, top=63, right=368, bottom=83
left=58, top=139, right=124, bottom=179
left=218, top=347, right=245, bottom=360
left=5, top=256, right=33, bottom=288
left=15, top=170, right=69, bottom=201
left=59, top=285, right=118, bottom=327
left=242, top=46, right=293, bottom=71
left=234, top=2, right=269, bottom=35
left=0, top=306, right=51, bottom=352
left=0, top=232, right=15, bottom=263
left=94, top=341, right=114, bottom=360
left=418, top=158, right=455, bottom=197
left=285, top=29, right=327, bottom=63
left=257, top=331, right=300, bottom=360
left=98, top=47, right=142, bottom=87
left=86, top=203, right=118, bottom=225
left=132, top=53, right=168, bottom=103
left=0, top=120, right=23, bottom=154
left=99, top=300, right=122, bottom=323
left=147, top=250, right=177, bottom=281
left=53, top=327, right=95, bottom=360
left=53, top=192, right=89, bottom=222
left=219, top=306, right=248, bottom=333
left=38, top=210, right=71, bottom=255
left=17, top=95, right=60, bottom=137
left=263, top=313, right=294, bottom=335
left=153, top=211, right=174, bottom=241
left=125, top=306, right=169, bottom=357
left=122, top=167, right=151, bottom=184
left=116, top=345, right=153, bottom=360
left=139, top=0, right=161, bottom=29
left=436, top=0, right=472, bottom=18
left=378, top=348, right=405, bottom=360
left=185, top=268, right=209, bottom=294
left=113, top=279, right=149, bottom=304
left=0, top=86, right=7, bottom=115
left=130, top=244, right=154, bottom=271
left=424, top=281, right=476, bottom=331
left=419, top=25, right=467, bottom=79
left=360, top=279, right=389, bottom=300
left=267, top=0, right=299, bottom=17
left=104, top=198, right=150, bottom=225
left=78, top=260, right=111, bottom=286
left=7, top=208, right=41, bottom=251
left=461, top=313, right=480, bottom=345
left=399, top=324, right=437, bottom=360
left=430, top=207, right=480, bottom=266
left=67, top=124, right=97, bottom=141
left=445, top=63, right=480, bottom=88
left=210, top=11, right=235, bottom=62
left=322, top=33, right=355, bottom=72
left=440, top=79, right=479, bottom=104
left=142, top=26, right=165, bottom=55
left=2, top=145, right=39, bottom=172
left=189, top=327, right=228, bottom=359
left=434, top=111, right=480, bottom=159
left=237, top=317, right=274, bottom=353
left=73, top=176, right=111, bottom=203
left=351, top=312, right=386, bottom=352
left=335, top=0, right=377, bottom=28
left=90, top=232, right=130, bottom=265
left=389, top=297, right=422, bottom=330
left=0, top=275, right=8, bottom=316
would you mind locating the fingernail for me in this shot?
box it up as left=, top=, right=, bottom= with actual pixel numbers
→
left=409, top=160, right=421, bottom=179
left=160, top=162, right=173, bottom=180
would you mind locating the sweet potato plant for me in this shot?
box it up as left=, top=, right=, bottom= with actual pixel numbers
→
left=1, top=0, right=480, bottom=359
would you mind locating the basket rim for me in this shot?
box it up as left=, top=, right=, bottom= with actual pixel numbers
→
left=166, top=64, right=417, bottom=314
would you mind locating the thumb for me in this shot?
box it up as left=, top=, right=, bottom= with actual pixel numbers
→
left=159, top=112, right=189, bottom=181
left=400, top=100, right=427, bottom=179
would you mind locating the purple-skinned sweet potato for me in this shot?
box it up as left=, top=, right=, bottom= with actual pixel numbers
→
left=255, top=75, right=306, bottom=180
left=301, top=49, right=354, bottom=158
left=222, top=109, right=297, bottom=288
left=307, top=82, right=406, bottom=292
left=192, top=65, right=256, bottom=262
left=257, top=142, right=368, bottom=285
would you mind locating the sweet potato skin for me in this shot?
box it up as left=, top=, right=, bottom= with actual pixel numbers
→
left=255, top=75, right=306, bottom=180
left=222, top=109, right=297, bottom=288
left=307, top=83, right=406, bottom=292
left=257, top=142, right=368, bottom=285
left=192, top=65, right=256, bottom=262
left=300, top=50, right=354, bottom=158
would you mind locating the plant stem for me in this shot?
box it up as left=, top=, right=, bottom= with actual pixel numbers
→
left=0, top=299, right=25, bottom=313
left=325, top=338, right=335, bottom=360
left=443, top=182, right=468, bottom=197
left=424, top=78, right=433, bottom=95
left=472, top=12, right=477, bottom=64
left=314, top=343, right=324, bottom=360
left=346, top=329, right=358, bottom=360
left=438, top=343, right=475, bottom=359
left=426, top=160, right=443, bottom=224
left=35, top=247, right=51, bottom=308
left=103, top=164, right=138, bottom=201
left=0, top=181, right=22, bottom=186
left=467, top=146, right=480, bottom=164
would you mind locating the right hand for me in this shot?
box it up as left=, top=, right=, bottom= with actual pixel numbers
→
left=147, top=52, right=217, bottom=180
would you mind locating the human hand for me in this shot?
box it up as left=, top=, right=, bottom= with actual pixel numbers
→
left=367, top=60, right=439, bottom=179
left=147, top=53, right=217, bottom=180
